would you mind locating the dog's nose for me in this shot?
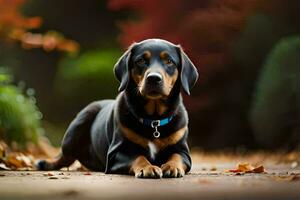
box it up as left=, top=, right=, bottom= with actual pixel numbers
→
left=146, top=72, right=162, bottom=85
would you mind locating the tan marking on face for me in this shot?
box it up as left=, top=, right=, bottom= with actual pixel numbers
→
left=160, top=51, right=168, bottom=59
left=134, top=51, right=179, bottom=99
left=120, top=124, right=186, bottom=152
left=141, top=67, right=178, bottom=98
left=131, top=69, right=143, bottom=86
left=162, top=68, right=178, bottom=94
left=144, top=51, right=151, bottom=59
left=130, top=51, right=151, bottom=87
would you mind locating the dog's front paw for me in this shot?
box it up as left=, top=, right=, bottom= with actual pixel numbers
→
left=161, top=162, right=185, bottom=178
left=135, top=165, right=162, bottom=179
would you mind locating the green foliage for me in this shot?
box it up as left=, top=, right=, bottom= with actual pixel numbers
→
left=59, top=49, right=120, bottom=80
left=250, top=36, right=300, bottom=147
left=0, top=70, right=43, bottom=147
left=55, top=49, right=121, bottom=106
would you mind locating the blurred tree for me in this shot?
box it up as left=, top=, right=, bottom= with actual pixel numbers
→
left=54, top=49, right=121, bottom=119
left=0, top=0, right=79, bottom=53
left=108, top=0, right=261, bottom=148
left=108, top=0, right=300, bottom=149
left=234, top=0, right=300, bottom=149
left=108, top=0, right=259, bottom=88
left=250, top=36, right=300, bottom=149
left=1, top=0, right=129, bottom=123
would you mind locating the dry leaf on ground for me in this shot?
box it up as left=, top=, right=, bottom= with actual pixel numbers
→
left=0, top=139, right=60, bottom=170
left=224, top=163, right=265, bottom=173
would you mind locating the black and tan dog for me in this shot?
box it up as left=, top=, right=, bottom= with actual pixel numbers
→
left=37, top=39, right=198, bottom=178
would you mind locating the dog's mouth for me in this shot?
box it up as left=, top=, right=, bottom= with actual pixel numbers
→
left=145, top=91, right=163, bottom=99
left=141, top=84, right=165, bottom=99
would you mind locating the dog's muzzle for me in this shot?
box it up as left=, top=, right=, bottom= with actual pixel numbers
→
left=146, top=72, right=162, bottom=85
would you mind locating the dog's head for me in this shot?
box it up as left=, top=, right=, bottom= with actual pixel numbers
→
left=114, top=39, right=198, bottom=99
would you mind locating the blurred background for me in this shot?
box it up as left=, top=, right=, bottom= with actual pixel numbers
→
left=1, top=0, right=300, bottom=151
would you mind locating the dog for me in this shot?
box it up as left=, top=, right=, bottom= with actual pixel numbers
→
left=37, top=39, right=198, bottom=178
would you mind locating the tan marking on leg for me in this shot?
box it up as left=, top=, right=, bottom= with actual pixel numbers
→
left=130, top=156, right=162, bottom=178
left=161, top=153, right=186, bottom=178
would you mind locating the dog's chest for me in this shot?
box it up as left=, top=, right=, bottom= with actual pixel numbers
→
left=148, top=141, right=158, bottom=160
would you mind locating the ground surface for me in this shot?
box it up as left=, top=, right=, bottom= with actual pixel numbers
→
left=1, top=153, right=300, bottom=200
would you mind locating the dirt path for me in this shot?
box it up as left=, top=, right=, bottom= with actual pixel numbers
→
left=1, top=160, right=300, bottom=200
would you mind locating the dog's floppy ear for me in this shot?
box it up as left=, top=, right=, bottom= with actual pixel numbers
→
left=177, top=46, right=199, bottom=95
left=114, top=43, right=136, bottom=91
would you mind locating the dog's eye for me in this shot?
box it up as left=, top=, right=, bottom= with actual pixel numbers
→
left=165, top=59, right=174, bottom=66
left=136, top=58, right=146, bottom=66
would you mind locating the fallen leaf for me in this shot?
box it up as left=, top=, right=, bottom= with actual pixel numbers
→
left=225, top=163, right=265, bottom=173
left=43, top=172, right=54, bottom=176
left=5, top=153, right=34, bottom=169
left=237, top=163, right=254, bottom=172
left=252, top=165, right=265, bottom=173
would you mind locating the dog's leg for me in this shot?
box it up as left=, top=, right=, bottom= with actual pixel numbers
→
left=161, top=153, right=186, bottom=178
left=130, top=156, right=162, bottom=178
left=36, top=154, right=75, bottom=170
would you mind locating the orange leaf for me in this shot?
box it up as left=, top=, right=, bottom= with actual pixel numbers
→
left=225, top=163, right=265, bottom=173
